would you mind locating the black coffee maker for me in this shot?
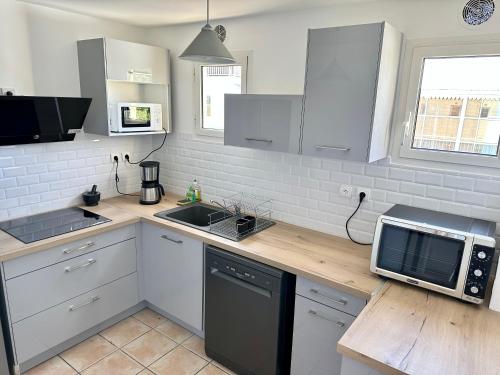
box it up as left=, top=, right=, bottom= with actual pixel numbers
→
left=139, top=161, right=165, bottom=205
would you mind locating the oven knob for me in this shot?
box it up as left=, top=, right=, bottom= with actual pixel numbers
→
left=477, top=251, right=487, bottom=260
left=470, top=286, right=479, bottom=294
left=474, top=269, right=483, bottom=277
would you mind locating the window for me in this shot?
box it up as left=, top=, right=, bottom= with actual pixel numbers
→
left=194, top=51, right=249, bottom=136
left=400, top=41, right=500, bottom=168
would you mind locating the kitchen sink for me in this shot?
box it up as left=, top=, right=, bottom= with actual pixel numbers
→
left=154, top=202, right=275, bottom=242
left=154, top=203, right=227, bottom=228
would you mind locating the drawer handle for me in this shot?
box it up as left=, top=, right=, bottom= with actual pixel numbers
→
left=161, top=235, right=183, bottom=244
left=62, top=241, right=95, bottom=255
left=310, top=288, right=348, bottom=306
left=308, top=310, right=346, bottom=328
left=64, top=258, right=96, bottom=273
left=245, top=138, right=273, bottom=143
left=315, top=145, right=350, bottom=151
left=68, top=296, right=100, bottom=312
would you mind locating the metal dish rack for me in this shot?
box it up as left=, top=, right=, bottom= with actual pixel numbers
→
left=208, top=193, right=275, bottom=241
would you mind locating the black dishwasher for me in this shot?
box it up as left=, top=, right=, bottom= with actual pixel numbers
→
left=205, top=246, right=296, bottom=375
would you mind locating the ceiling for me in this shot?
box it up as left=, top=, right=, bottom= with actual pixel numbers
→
left=20, top=0, right=377, bottom=26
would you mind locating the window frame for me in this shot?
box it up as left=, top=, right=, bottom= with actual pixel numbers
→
left=399, top=41, right=500, bottom=168
left=193, top=51, right=250, bottom=137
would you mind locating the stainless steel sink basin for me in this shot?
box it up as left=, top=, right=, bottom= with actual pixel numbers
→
left=154, top=203, right=227, bottom=228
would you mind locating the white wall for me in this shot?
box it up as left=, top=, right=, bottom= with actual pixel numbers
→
left=145, top=0, right=500, bottom=246
left=0, top=0, right=154, bottom=219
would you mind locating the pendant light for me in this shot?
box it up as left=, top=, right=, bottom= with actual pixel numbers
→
left=179, top=0, right=235, bottom=64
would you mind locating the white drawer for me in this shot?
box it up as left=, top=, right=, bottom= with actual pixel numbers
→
left=291, top=295, right=356, bottom=375
left=296, top=277, right=366, bottom=317
left=13, top=272, right=139, bottom=364
left=3, top=225, right=136, bottom=280
left=7, top=238, right=137, bottom=323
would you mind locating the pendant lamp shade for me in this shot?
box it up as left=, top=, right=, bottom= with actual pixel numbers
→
left=179, top=0, right=235, bottom=64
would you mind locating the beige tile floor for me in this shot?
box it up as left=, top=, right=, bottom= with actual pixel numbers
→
left=24, top=308, right=235, bottom=375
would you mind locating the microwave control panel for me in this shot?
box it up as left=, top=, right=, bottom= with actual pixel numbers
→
left=464, top=244, right=495, bottom=300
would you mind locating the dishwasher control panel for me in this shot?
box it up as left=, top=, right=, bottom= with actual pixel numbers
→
left=206, top=247, right=282, bottom=293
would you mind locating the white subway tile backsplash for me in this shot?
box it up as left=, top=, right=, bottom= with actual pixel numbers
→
left=3, top=167, right=26, bottom=178
left=155, top=134, right=500, bottom=245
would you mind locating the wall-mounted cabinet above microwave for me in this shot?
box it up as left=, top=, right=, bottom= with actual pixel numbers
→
left=77, top=38, right=172, bottom=136
left=225, top=22, right=402, bottom=163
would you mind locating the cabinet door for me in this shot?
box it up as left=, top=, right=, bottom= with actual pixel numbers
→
left=291, top=295, right=355, bottom=375
left=141, top=224, right=203, bottom=331
left=105, top=39, right=168, bottom=84
left=301, top=23, right=383, bottom=162
left=225, top=94, right=302, bottom=153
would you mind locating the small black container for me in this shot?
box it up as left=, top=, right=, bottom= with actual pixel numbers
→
left=236, top=218, right=249, bottom=234
left=244, top=215, right=256, bottom=231
left=82, top=185, right=101, bottom=206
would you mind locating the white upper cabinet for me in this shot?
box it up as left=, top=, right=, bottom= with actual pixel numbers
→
left=224, top=94, right=302, bottom=153
left=300, top=22, right=401, bottom=163
left=105, top=38, right=168, bottom=84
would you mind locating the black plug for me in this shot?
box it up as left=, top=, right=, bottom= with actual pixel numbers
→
left=113, top=155, right=119, bottom=163
left=359, top=191, right=366, bottom=202
left=124, top=154, right=130, bottom=162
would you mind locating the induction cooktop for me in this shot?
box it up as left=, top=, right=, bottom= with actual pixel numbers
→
left=0, top=207, right=111, bottom=244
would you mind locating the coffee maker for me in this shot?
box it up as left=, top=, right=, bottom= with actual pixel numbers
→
left=139, top=161, right=165, bottom=205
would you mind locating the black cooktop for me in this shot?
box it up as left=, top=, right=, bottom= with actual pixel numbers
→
left=0, top=207, right=111, bottom=244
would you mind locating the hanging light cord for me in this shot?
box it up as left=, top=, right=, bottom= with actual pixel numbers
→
left=206, top=0, right=210, bottom=25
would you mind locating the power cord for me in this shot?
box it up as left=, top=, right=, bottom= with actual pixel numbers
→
left=125, top=128, right=168, bottom=165
left=114, top=156, right=139, bottom=197
left=346, top=192, right=372, bottom=246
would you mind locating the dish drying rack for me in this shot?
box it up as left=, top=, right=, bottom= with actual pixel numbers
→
left=208, top=193, right=275, bottom=241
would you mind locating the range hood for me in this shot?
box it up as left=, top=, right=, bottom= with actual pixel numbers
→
left=0, top=96, right=92, bottom=146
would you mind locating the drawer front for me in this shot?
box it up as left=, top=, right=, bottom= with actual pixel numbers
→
left=4, top=225, right=136, bottom=280
left=291, top=295, right=355, bottom=375
left=296, top=277, right=366, bottom=316
left=7, top=238, right=137, bottom=323
left=13, top=272, right=139, bottom=364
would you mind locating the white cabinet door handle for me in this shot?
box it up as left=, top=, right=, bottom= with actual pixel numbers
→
left=68, top=296, right=100, bottom=312
left=315, top=145, right=350, bottom=151
left=161, top=235, right=183, bottom=244
left=64, top=259, right=97, bottom=273
left=308, top=309, right=346, bottom=327
left=62, top=241, right=95, bottom=255
left=310, top=288, right=348, bottom=306
left=245, top=138, right=273, bottom=143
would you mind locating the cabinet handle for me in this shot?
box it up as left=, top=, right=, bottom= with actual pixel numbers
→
left=245, top=138, right=273, bottom=143
left=310, top=288, right=348, bottom=306
left=161, top=235, right=183, bottom=244
left=62, top=241, right=95, bottom=255
left=64, top=258, right=97, bottom=273
left=68, top=296, right=100, bottom=312
left=315, top=145, right=350, bottom=151
left=308, top=310, right=346, bottom=327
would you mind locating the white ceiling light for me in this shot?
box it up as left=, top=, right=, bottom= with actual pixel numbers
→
left=179, top=0, right=235, bottom=64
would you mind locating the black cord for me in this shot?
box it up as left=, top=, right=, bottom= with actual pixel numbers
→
left=346, top=192, right=372, bottom=246
left=114, top=158, right=139, bottom=197
left=125, top=128, right=168, bottom=165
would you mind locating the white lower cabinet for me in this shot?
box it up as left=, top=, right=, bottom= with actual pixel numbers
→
left=13, top=273, right=139, bottom=363
left=141, top=224, right=204, bottom=331
left=291, top=278, right=366, bottom=375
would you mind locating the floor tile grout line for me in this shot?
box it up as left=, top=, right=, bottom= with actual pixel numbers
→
left=57, top=354, right=81, bottom=374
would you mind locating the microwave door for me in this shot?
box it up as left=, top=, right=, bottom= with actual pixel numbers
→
left=121, top=106, right=151, bottom=128
left=376, top=224, right=466, bottom=290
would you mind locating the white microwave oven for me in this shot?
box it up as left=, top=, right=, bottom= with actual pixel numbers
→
left=110, top=102, right=162, bottom=133
left=371, top=205, right=496, bottom=304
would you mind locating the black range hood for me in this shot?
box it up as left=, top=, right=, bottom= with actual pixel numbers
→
left=0, top=96, right=92, bottom=146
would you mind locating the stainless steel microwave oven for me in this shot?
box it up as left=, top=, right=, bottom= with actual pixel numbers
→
left=371, top=205, right=496, bottom=304
left=110, top=102, right=162, bottom=133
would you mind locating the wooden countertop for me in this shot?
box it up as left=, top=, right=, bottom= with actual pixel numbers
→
left=338, top=281, right=500, bottom=375
left=0, top=193, right=382, bottom=300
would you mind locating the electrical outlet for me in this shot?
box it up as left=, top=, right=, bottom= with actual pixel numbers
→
left=122, top=151, right=131, bottom=162
left=339, top=184, right=353, bottom=198
left=0, top=88, right=16, bottom=96
left=358, top=189, right=370, bottom=201
left=110, top=153, right=120, bottom=163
